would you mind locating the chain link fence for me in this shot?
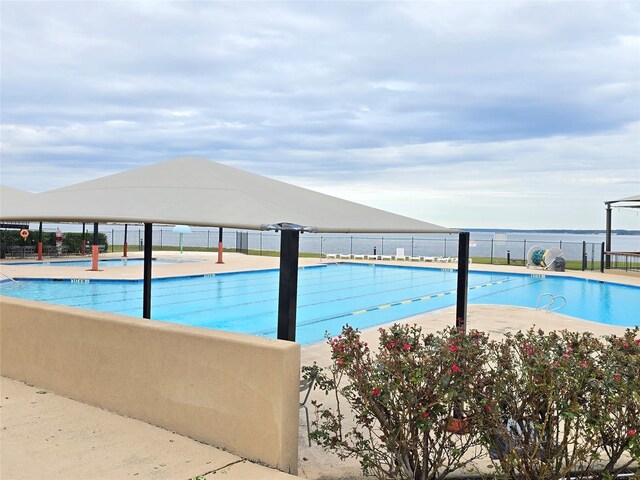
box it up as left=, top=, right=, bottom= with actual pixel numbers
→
left=9, top=225, right=637, bottom=272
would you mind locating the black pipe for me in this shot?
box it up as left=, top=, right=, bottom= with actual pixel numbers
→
left=277, top=229, right=300, bottom=341
left=600, top=242, right=605, bottom=274
left=456, top=232, right=470, bottom=334
left=582, top=241, right=587, bottom=271
left=143, top=223, right=153, bottom=319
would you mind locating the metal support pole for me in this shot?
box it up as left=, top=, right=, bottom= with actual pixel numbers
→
left=456, top=232, right=470, bottom=334
left=37, top=222, right=43, bottom=260
left=523, top=240, right=527, bottom=266
left=605, top=205, right=612, bottom=269
left=82, top=223, right=86, bottom=256
left=143, top=223, right=153, bottom=319
left=91, top=222, right=99, bottom=271
left=217, top=227, right=224, bottom=263
left=582, top=241, right=587, bottom=271
left=111, top=229, right=114, bottom=253
left=123, top=224, right=128, bottom=257
left=277, top=230, right=300, bottom=341
left=600, top=242, right=605, bottom=273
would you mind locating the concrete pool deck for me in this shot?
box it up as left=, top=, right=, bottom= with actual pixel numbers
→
left=1, top=251, right=638, bottom=479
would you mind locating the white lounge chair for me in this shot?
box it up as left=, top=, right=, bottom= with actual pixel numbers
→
left=353, top=254, right=365, bottom=260
left=325, top=253, right=338, bottom=259
left=380, top=255, right=393, bottom=260
left=394, top=248, right=409, bottom=261
left=339, top=254, right=351, bottom=259
left=422, top=256, right=437, bottom=262
left=366, top=254, right=378, bottom=260
left=409, top=256, right=421, bottom=261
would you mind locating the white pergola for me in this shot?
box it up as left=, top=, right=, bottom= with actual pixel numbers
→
left=604, top=194, right=640, bottom=268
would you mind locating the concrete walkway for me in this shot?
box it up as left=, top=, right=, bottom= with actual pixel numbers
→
left=1, top=377, right=299, bottom=480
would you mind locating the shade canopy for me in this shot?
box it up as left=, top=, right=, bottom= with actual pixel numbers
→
left=0, top=157, right=455, bottom=234
left=605, top=194, right=640, bottom=207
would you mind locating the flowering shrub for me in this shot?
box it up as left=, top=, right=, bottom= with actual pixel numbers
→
left=310, top=324, right=490, bottom=480
left=309, top=325, right=639, bottom=480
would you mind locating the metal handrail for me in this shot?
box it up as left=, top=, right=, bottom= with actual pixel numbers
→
left=0, top=271, right=20, bottom=284
left=535, top=293, right=566, bottom=313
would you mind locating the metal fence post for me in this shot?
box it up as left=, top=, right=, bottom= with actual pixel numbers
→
left=523, top=240, right=527, bottom=265
left=444, top=238, right=447, bottom=257
left=160, top=229, right=163, bottom=251
left=350, top=236, right=353, bottom=256
left=381, top=237, right=384, bottom=255
left=111, top=229, right=114, bottom=252
left=582, top=241, right=587, bottom=271
left=490, top=239, right=494, bottom=264
left=411, top=237, right=414, bottom=256
left=600, top=242, right=605, bottom=273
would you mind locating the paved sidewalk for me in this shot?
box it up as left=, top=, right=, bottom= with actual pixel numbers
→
left=1, top=377, right=299, bottom=480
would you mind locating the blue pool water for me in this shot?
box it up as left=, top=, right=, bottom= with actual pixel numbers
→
left=3, top=258, right=199, bottom=267
left=1, top=264, right=637, bottom=344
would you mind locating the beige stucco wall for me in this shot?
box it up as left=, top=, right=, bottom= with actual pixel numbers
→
left=0, top=297, right=300, bottom=474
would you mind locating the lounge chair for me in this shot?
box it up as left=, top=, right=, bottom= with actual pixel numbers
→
left=353, top=254, right=365, bottom=260
left=394, top=248, right=409, bottom=261
left=325, top=253, right=338, bottom=259
left=366, top=254, right=377, bottom=260
left=339, top=254, right=351, bottom=259
left=422, top=256, right=437, bottom=262
left=380, top=255, right=392, bottom=261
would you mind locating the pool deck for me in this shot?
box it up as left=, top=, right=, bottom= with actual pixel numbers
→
left=1, top=252, right=638, bottom=479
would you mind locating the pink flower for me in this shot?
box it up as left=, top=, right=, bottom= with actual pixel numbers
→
left=581, top=361, right=588, bottom=367
left=449, top=345, right=458, bottom=352
left=553, top=362, right=560, bottom=367
left=563, top=353, right=570, bottom=358
left=402, top=343, right=411, bottom=351
left=337, top=358, right=344, bottom=366
left=615, top=374, right=622, bottom=382
left=628, top=429, right=637, bottom=436
left=527, top=349, right=534, bottom=355
left=635, top=339, right=640, bottom=344
left=386, top=342, right=394, bottom=349
left=422, top=411, right=430, bottom=418
left=624, top=343, right=629, bottom=348
left=452, top=365, right=460, bottom=373
left=373, top=388, right=381, bottom=397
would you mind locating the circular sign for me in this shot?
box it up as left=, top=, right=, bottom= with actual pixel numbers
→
left=20, top=229, right=29, bottom=239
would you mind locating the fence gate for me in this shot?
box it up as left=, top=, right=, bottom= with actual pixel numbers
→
left=236, top=231, right=249, bottom=255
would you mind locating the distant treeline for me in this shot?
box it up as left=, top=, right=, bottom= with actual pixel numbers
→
left=464, top=229, right=639, bottom=235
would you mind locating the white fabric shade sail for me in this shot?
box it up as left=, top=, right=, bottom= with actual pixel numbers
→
left=0, top=157, right=455, bottom=234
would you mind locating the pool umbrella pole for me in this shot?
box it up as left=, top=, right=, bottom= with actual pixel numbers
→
left=37, top=222, right=43, bottom=260
left=217, top=227, right=224, bottom=264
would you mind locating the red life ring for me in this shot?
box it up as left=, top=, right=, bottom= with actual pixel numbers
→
left=20, top=229, right=29, bottom=239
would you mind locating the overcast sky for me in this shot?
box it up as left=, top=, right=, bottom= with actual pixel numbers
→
left=1, top=1, right=639, bottom=229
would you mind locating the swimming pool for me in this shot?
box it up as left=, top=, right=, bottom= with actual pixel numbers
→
left=1, top=264, right=637, bottom=344
left=2, top=258, right=200, bottom=267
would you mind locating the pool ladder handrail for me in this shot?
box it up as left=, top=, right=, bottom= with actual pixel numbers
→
left=535, top=293, right=566, bottom=313
left=0, top=271, right=20, bottom=284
